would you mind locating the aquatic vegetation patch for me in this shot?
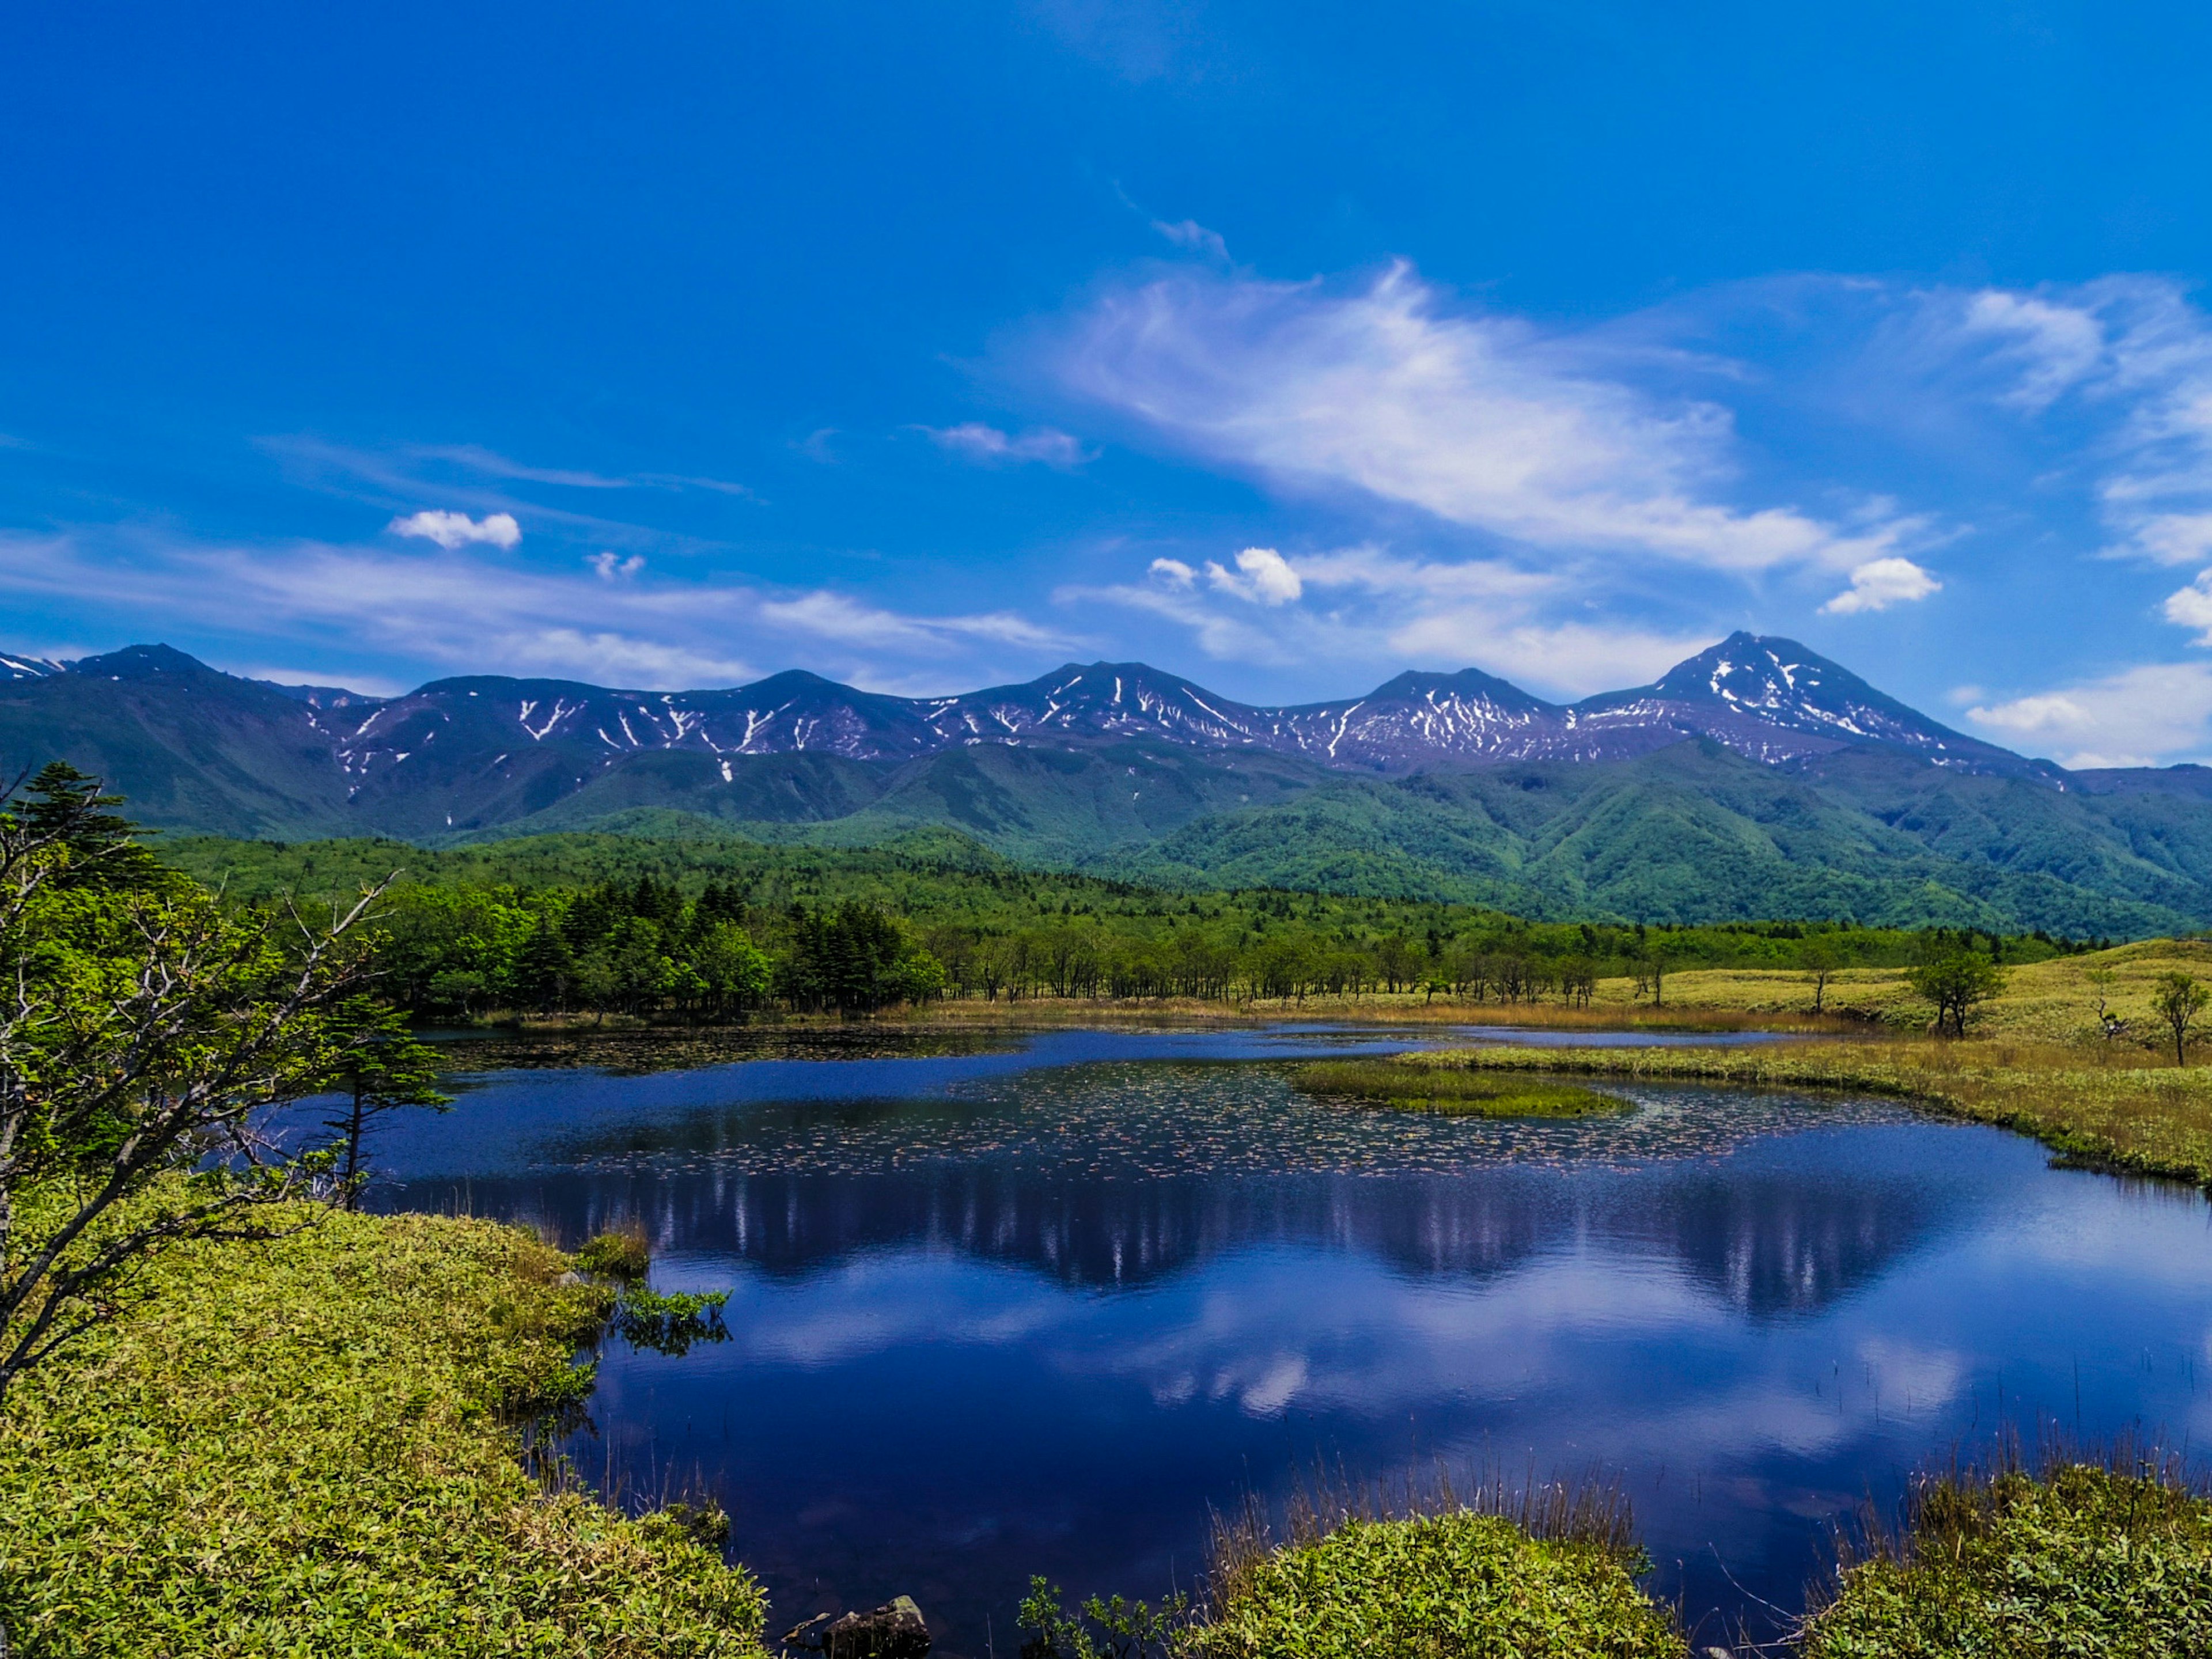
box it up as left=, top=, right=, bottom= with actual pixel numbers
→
left=1296, top=1059, right=1631, bottom=1118
left=1410, top=1040, right=2212, bottom=1186
left=1802, top=1452, right=2212, bottom=1658
left=0, top=1197, right=767, bottom=1657
left=574, top=1220, right=653, bottom=1279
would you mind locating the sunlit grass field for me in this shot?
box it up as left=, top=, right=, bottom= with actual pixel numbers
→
left=0, top=1200, right=767, bottom=1659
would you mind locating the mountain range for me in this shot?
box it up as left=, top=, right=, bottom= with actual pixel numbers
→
left=7, top=634, right=2211, bottom=934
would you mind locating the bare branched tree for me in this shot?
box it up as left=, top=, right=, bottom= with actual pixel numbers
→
left=0, top=764, right=389, bottom=1404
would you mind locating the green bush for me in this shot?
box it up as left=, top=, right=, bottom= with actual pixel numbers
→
left=1804, top=1459, right=2212, bottom=1658
left=1185, top=1509, right=1684, bottom=1658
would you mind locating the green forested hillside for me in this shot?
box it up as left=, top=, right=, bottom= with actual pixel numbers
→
left=161, top=825, right=2094, bottom=1021
left=465, top=744, right=2212, bottom=935
left=21, top=654, right=2212, bottom=935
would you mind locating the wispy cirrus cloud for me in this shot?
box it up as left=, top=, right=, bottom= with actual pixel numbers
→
left=1949, top=275, right=2212, bottom=586
left=1151, top=218, right=1228, bottom=260
left=264, top=437, right=756, bottom=547
left=0, top=528, right=1081, bottom=694
left=1054, top=260, right=1928, bottom=576
left=918, top=422, right=1093, bottom=468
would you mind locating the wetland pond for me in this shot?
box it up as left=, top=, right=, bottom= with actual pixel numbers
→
left=370, top=1024, right=2212, bottom=1652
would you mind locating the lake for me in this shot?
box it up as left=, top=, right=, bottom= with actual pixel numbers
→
left=370, top=1024, right=2212, bottom=1653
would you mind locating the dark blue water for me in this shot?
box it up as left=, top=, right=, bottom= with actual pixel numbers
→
left=369, top=1025, right=2212, bottom=1654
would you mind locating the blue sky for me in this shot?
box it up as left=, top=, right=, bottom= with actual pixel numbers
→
left=6, top=3, right=2212, bottom=766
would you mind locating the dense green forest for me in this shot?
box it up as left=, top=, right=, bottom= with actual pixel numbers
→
left=164, top=829, right=2099, bottom=1020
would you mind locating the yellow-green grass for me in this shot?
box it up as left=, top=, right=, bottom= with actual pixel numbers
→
left=0, top=1200, right=767, bottom=1658
left=1185, top=1509, right=1684, bottom=1659
left=1574, top=937, right=2212, bottom=1046
left=1408, top=1040, right=2212, bottom=1185
left=1296, top=1059, right=1631, bottom=1118
left=1802, top=1459, right=2212, bottom=1658
left=903, top=991, right=1853, bottom=1033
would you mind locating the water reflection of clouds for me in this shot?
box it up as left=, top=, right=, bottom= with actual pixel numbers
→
left=714, top=1257, right=1070, bottom=1368
left=377, top=1036, right=2212, bottom=1652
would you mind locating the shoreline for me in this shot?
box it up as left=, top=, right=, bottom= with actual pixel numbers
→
left=1408, top=1040, right=2212, bottom=1190
left=451, top=994, right=1865, bottom=1039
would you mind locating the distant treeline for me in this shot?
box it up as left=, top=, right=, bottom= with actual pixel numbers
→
left=164, top=830, right=2102, bottom=1021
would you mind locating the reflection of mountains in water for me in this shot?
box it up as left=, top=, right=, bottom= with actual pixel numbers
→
left=539, top=1061, right=1923, bottom=1181
left=400, top=1155, right=1954, bottom=1320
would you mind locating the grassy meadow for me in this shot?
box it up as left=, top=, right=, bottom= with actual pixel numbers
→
left=0, top=1200, right=766, bottom=1659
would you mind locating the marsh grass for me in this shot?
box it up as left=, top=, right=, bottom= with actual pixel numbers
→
left=1187, top=1464, right=1683, bottom=1658
left=1802, top=1436, right=2212, bottom=1658
left=1296, top=1059, right=1631, bottom=1118
left=1410, top=1040, right=2212, bottom=1185
left=574, top=1218, right=653, bottom=1279
left=0, top=1195, right=767, bottom=1657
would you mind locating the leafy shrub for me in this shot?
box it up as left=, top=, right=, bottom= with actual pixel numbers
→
left=1187, top=1508, right=1683, bottom=1658
left=1804, top=1452, right=2212, bottom=1658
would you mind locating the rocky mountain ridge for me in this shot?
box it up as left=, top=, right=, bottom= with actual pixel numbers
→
left=3, top=630, right=2040, bottom=790
left=12, top=633, right=2212, bottom=935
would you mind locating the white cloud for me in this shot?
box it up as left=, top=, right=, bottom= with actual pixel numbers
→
left=1152, top=218, right=1229, bottom=260
left=755, top=589, right=1073, bottom=653
left=588, top=552, right=646, bottom=580
left=2164, top=570, right=2212, bottom=641
left=1966, top=661, right=2212, bottom=768
left=1952, top=278, right=2212, bottom=580
left=1959, top=290, right=2108, bottom=411
left=1057, top=260, right=1918, bottom=574
left=0, top=528, right=1079, bottom=693
left=387, top=509, right=522, bottom=550
left=920, top=422, right=1092, bottom=468
left=1064, top=541, right=1702, bottom=697
left=2133, top=513, right=2212, bottom=568
left=410, top=444, right=632, bottom=490
left=1203, top=546, right=1302, bottom=605
left=1821, top=555, right=1941, bottom=615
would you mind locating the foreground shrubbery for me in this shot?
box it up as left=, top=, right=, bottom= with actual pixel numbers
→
left=0, top=1203, right=766, bottom=1658
left=1804, top=1454, right=2212, bottom=1658
left=1187, top=1509, right=1684, bottom=1659
left=1021, top=1479, right=1684, bottom=1659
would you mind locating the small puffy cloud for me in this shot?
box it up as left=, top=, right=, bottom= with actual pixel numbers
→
left=2164, top=570, right=2212, bottom=641
left=921, top=423, right=1092, bottom=468
left=588, top=552, right=646, bottom=581
left=2134, top=513, right=2212, bottom=568
left=1152, top=218, right=1229, bottom=260
left=1967, top=661, right=2212, bottom=767
left=1205, top=546, right=1302, bottom=605
left=1821, top=556, right=1941, bottom=615
left=387, top=509, right=521, bottom=550
left=1147, top=557, right=1196, bottom=588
